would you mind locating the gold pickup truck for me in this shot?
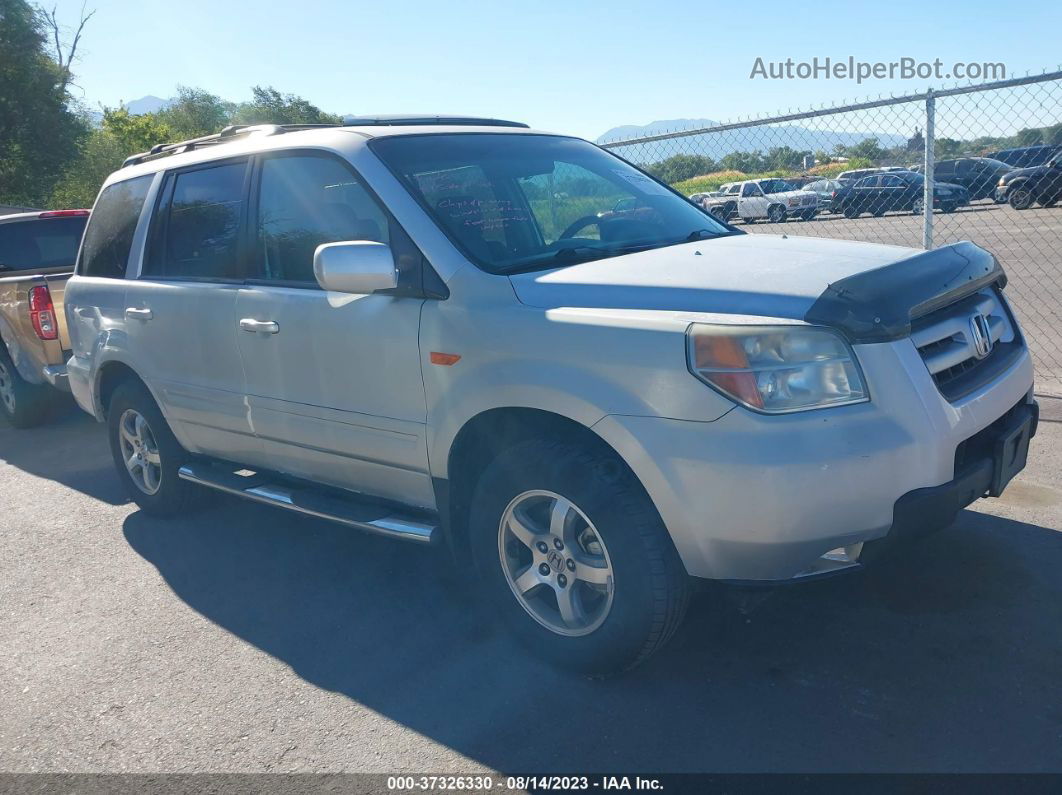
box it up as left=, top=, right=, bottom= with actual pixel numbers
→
left=0, top=209, right=89, bottom=427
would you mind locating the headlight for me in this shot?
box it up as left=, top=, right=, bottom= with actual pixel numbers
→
left=686, top=324, right=869, bottom=413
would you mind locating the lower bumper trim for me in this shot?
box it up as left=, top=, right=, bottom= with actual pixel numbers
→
left=41, top=364, right=69, bottom=390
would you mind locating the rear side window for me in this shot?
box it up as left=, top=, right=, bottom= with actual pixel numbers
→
left=79, top=177, right=152, bottom=278
left=146, top=161, right=248, bottom=280
left=0, top=216, right=88, bottom=272
left=255, top=154, right=389, bottom=284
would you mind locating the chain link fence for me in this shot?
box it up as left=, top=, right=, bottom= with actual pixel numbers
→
left=600, top=72, right=1062, bottom=392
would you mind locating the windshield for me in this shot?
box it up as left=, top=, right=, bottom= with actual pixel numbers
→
left=759, top=179, right=797, bottom=194
left=370, top=133, right=733, bottom=274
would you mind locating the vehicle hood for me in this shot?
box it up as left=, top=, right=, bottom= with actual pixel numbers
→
left=766, top=189, right=817, bottom=200
left=509, top=234, right=917, bottom=321
left=1002, top=164, right=1049, bottom=182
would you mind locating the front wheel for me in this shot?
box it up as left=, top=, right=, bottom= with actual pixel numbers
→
left=767, top=204, right=787, bottom=223
left=469, top=439, right=691, bottom=675
left=911, top=198, right=925, bottom=215
left=1008, top=187, right=1034, bottom=210
left=107, top=380, right=197, bottom=516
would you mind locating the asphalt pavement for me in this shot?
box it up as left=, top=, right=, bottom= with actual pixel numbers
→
left=2, top=401, right=1061, bottom=774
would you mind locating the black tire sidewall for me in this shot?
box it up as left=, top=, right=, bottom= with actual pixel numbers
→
left=0, top=347, right=49, bottom=429
left=107, top=381, right=190, bottom=515
left=468, top=439, right=685, bottom=674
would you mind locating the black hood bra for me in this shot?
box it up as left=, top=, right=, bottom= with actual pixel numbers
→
left=804, top=241, right=1006, bottom=343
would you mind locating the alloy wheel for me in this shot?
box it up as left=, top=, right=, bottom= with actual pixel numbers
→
left=118, top=408, right=163, bottom=495
left=497, top=490, right=615, bottom=637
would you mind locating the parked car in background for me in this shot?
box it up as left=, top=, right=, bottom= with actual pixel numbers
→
left=803, top=178, right=850, bottom=213
left=912, top=157, right=1014, bottom=201
left=987, top=145, right=1061, bottom=169
left=996, top=154, right=1062, bottom=209
left=833, top=171, right=969, bottom=218
left=836, top=166, right=909, bottom=181
left=733, top=178, right=819, bottom=222
left=699, top=182, right=742, bottom=220
left=0, top=209, right=89, bottom=427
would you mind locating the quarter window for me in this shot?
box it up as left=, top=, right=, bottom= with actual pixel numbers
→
left=147, top=161, right=247, bottom=279
left=78, top=176, right=152, bottom=278
left=255, top=154, right=389, bottom=283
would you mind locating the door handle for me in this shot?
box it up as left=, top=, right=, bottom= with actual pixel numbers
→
left=239, top=318, right=279, bottom=334
left=125, top=307, right=153, bottom=321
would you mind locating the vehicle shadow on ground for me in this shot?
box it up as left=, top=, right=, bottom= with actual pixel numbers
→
left=122, top=496, right=1062, bottom=773
left=0, top=404, right=128, bottom=505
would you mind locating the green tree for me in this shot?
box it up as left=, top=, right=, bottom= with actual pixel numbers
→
left=1015, top=127, right=1043, bottom=147
left=0, top=0, right=90, bottom=206
left=646, top=153, right=715, bottom=184
left=765, top=146, right=809, bottom=170
left=158, top=86, right=232, bottom=138
left=720, top=150, right=768, bottom=173
left=50, top=108, right=175, bottom=208
left=232, top=86, right=342, bottom=126
left=835, top=137, right=886, bottom=162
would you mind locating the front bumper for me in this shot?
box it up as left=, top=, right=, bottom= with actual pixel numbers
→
left=592, top=339, right=1035, bottom=581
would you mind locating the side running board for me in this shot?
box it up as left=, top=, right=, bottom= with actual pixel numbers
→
left=178, top=461, right=437, bottom=544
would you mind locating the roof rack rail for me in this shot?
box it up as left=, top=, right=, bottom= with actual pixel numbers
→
left=120, top=116, right=529, bottom=169
left=341, top=115, right=528, bottom=128
left=121, top=123, right=343, bottom=168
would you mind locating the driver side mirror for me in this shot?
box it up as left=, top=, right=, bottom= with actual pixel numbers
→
left=313, top=241, right=398, bottom=295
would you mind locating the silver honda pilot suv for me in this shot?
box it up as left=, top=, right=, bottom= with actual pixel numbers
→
left=65, top=117, right=1038, bottom=673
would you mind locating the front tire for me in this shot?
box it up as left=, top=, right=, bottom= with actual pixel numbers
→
left=1008, top=187, right=1034, bottom=210
left=767, top=204, right=787, bottom=223
left=107, top=380, right=196, bottom=516
left=469, top=438, right=690, bottom=675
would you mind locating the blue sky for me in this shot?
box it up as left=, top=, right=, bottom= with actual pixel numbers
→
left=51, top=0, right=1061, bottom=140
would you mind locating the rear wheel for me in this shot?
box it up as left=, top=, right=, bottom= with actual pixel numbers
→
left=911, top=197, right=925, bottom=215
left=107, top=380, right=197, bottom=516
left=0, top=348, right=52, bottom=428
left=469, top=438, right=691, bottom=675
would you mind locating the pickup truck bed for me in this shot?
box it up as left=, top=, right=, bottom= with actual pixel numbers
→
left=0, top=210, right=88, bottom=427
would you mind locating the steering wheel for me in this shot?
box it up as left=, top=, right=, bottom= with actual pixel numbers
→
left=558, top=215, right=603, bottom=240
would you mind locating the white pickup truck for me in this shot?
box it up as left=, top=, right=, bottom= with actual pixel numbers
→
left=701, top=178, right=820, bottom=223
left=64, top=118, right=1037, bottom=673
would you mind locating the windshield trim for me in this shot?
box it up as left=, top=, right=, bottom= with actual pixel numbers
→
left=367, top=132, right=741, bottom=276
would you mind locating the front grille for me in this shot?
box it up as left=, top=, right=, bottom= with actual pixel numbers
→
left=911, top=287, right=1023, bottom=401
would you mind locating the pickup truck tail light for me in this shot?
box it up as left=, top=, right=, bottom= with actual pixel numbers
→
left=28, top=285, right=59, bottom=341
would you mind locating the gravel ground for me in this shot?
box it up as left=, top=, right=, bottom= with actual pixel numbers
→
left=1, top=399, right=1060, bottom=774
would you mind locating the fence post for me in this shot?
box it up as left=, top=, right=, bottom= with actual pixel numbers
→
left=923, top=89, right=935, bottom=250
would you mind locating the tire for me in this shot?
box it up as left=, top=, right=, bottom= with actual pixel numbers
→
left=468, top=438, right=691, bottom=675
left=767, top=204, right=787, bottom=223
left=1008, top=187, right=1034, bottom=210
left=709, top=206, right=727, bottom=222
left=107, top=380, right=197, bottom=516
left=911, top=198, right=925, bottom=215
left=0, top=347, right=52, bottom=429
left=843, top=206, right=860, bottom=219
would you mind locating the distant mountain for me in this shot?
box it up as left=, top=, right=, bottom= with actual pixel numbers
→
left=597, top=118, right=718, bottom=143
left=125, top=95, right=173, bottom=115
left=596, top=117, right=908, bottom=165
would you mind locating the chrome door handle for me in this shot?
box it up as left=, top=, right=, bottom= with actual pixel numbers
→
left=239, top=318, right=279, bottom=334
left=125, top=307, right=153, bottom=321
